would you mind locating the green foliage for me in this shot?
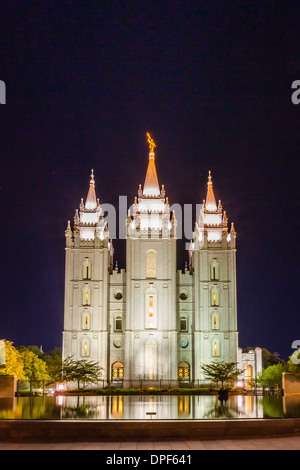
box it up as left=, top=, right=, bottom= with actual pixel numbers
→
left=62, top=356, right=103, bottom=389
left=255, top=363, right=288, bottom=390
left=200, top=362, right=243, bottom=390
left=0, top=340, right=25, bottom=380
left=287, top=350, right=300, bottom=375
left=43, top=348, right=62, bottom=382
left=19, top=350, right=50, bottom=382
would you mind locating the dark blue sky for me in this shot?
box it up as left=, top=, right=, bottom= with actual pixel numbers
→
left=0, top=1, right=299, bottom=360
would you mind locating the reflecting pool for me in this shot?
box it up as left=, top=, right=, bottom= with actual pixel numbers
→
left=0, top=395, right=300, bottom=420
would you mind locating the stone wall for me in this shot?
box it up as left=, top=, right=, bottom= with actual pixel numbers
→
left=283, top=373, right=300, bottom=396
left=0, top=376, right=17, bottom=397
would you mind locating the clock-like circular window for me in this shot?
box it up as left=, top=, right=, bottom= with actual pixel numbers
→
left=114, top=292, right=123, bottom=300
left=179, top=292, right=188, bottom=301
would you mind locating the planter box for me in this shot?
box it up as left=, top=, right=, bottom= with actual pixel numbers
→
left=0, top=376, right=17, bottom=397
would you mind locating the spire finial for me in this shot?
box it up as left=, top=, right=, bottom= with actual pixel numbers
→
left=143, top=133, right=160, bottom=197
left=147, top=132, right=156, bottom=154
left=206, top=170, right=217, bottom=211
left=85, top=169, right=97, bottom=209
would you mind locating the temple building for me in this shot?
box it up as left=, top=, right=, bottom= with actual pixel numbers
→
left=62, top=134, right=262, bottom=388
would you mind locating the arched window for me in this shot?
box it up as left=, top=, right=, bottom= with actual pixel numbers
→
left=211, top=288, right=220, bottom=307
left=146, top=250, right=157, bottom=278
left=180, top=316, right=188, bottom=332
left=82, top=260, right=92, bottom=280
left=210, top=262, right=220, bottom=281
left=114, top=316, right=123, bottom=332
left=212, top=312, right=220, bottom=330
left=112, top=361, right=124, bottom=383
left=178, top=361, right=190, bottom=382
left=82, top=311, right=91, bottom=330
left=212, top=339, right=221, bottom=357
left=82, top=287, right=91, bottom=306
left=81, top=339, right=90, bottom=357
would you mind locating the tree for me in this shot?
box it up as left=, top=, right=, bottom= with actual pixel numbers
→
left=43, top=348, right=62, bottom=382
left=0, top=340, right=25, bottom=380
left=255, top=363, right=288, bottom=390
left=201, top=362, right=243, bottom=390
left=287, top=349, right=300, bottom=375
left=62, top=356, right=102, bottom=389
left=20, top=350, right=50, bottom=382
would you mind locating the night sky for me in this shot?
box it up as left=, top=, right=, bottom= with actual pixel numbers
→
left=0, top=1, right=299, bottom=360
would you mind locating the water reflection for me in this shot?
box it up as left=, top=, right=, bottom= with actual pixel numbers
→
left=0, top=395, right=299, bottom=420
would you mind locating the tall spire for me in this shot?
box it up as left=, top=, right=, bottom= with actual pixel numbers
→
left=143, top=133, right=160, bottom=197
left=85, top=169, right=97, bottom=209
left=205, top=170, right=217, bottom=212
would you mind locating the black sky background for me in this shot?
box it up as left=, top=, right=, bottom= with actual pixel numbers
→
left=0, top=1, right=299, bottom=360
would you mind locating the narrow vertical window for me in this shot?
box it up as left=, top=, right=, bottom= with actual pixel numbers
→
left=145, top=291, right=157, bottom=329
left=82, top=339, right=90, bottom=357
left=83, top=287, right=91, bottom=306
left=211, top=262, right=220, bottom=281
left=149, top=296, right=154, bottom=327
left=82, top=312, right=90, bottom=330
left=115, top=316, right=123, bottom=331
left=83, top=261, right=92, bottom=280
left=212, top=339, right=220, bottom=357
left=180, top=316, right=188, bottom=331
left=211, top=288, right=220, bottom=306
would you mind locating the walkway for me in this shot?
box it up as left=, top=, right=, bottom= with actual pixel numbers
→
left=0, top=436, right=300, bottom=450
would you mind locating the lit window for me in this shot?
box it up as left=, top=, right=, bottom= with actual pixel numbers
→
left=82, top=312, right=90, bottom=330
left=178, top=362, right=190, bottom=382
left=212, top=339, right=220, bottom=357
left=212, top=312, right=220, bottom=330
left=211, top=288, right=220, bottom=306
left=112, top=362, right=124, bottom=383
left=145, top=292, right=157, bottom=329
left=83, top=287, right=91, bottom=306
left=81, top=339, right=90, bottom=357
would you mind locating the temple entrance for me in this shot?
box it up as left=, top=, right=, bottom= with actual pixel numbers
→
left=178, top=361, right=190, bottom=382
left=245, top=365, right=252, bottom=391
left=112, top=362, right=124, bottom=383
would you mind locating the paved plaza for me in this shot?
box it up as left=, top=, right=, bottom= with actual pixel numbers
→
left=0, top=436, right=300, bottom=450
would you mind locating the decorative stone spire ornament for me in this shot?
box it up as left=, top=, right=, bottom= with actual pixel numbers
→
left=143, top=133, right=160, bottom=197
left=205, top=170, right=217, bottom=212
left=85, top=169, right=97, bottom=209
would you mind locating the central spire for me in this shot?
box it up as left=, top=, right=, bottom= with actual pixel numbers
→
left=143, top=133, right=160, bottom=197
left=85, top=169, right=97, bottom=209
left=205, top=170, right=217, bottom=212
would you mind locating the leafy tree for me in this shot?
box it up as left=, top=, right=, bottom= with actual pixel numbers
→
left=62, top=356, right=102, bottom=389
left=43, top=348, right=62, bottom=382
left=287, top=349, right=300, bottom=375
left=201, top=362, right=243, bottom=390
left=17, top=345, right=44, bottom=360
left=255, top=363, right=288, bottom=390
left=20, top=350, right=50, bottom=382
left=0, top=340, right=25, bottom=380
